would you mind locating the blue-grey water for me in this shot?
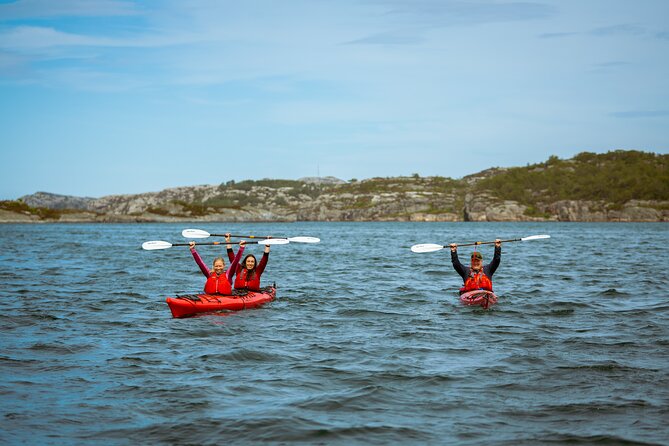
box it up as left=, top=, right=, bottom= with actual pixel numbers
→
left=1, top=222, right=668, bottom=445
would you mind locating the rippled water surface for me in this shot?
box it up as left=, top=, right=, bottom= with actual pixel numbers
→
left=1, top=222, right=668, bottom=445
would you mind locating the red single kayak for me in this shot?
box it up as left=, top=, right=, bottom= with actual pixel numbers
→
left=166, top=286, right=276, bottom=318
left=459, top=290, right=498, bottom=309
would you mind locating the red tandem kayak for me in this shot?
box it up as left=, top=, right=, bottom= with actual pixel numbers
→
left=459, top=290, right=498, bottom=309
left=166, top=286, right=276, bottom=318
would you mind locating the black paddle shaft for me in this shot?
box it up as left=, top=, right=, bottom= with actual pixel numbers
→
left=455, top=238, right=521, bottom=247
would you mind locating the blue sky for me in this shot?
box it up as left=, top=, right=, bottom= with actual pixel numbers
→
left=1, top=0, right=667, bottom=199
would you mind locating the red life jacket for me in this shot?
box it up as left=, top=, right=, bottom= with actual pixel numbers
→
left=204, top=272, right=232, bottom=295
left=234, top=268, right=261, bottom=291
left=460, top=270, right=493, bottom=293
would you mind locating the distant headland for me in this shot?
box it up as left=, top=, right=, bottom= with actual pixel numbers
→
left=2, top=150, right=667, bottom=223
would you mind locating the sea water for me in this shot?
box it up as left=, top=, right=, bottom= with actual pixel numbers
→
left=1, top=222, right=667, bottom=445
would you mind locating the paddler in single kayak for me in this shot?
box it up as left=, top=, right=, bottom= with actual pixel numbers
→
left=450, top=239, right=501, bottom=295
left=227, top=241, right=271, bottom=292
left=189, top=234, right=246, bottom=295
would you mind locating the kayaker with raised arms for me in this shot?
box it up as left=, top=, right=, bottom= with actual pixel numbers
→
left=227, top=242, right=271, bottom=292
left=189, top=234, right=246, bottom=295
left=450, top=239, right=501, bottom=294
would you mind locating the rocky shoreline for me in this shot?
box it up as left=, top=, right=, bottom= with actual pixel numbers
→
left=2, top=194, right=666, bottom=224
left=4, top=152, right=667, bottom=223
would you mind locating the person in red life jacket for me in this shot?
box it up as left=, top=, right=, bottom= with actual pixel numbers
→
left=227, top=242, right=270, bottom=291
left=450, top=239, right=501, bottom=294
left=189, top=235, right=246, bottom=295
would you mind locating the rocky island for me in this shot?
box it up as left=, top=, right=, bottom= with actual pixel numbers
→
left=2, top=150, right=667, bottom=223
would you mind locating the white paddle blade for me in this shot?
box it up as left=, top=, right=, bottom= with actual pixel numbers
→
left=521, top=234, right=551, bottom=241
left=287, top=236, right=321, bottom=243
left=410, top=243, right=445, bottom=253
left=142, top=240, right=173, bottom=250
left=258, top=238, right=290, bottom=245
left=182, top=228, right=210, bottom=239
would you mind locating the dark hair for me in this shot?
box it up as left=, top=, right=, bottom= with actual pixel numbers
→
left=242, top=254, right=257, bottom=269
left=241, top=254, right=258, bottom=279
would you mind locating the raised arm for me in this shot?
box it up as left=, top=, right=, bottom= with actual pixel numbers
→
left=450, top=244, right=468, bottom=282
left=256, top=246, right=270, bottom=276
left=225, top=233, right=235, bottom=262
left=225, top=241, right=245, bottom=283
left=485, top=241, right=502, bottom=277
left=189, top=242, right=210, bottom=277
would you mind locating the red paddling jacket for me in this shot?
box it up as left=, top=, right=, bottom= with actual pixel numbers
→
left=204, top=272, right=233, bottom=295
left=191, top=246, right=244, bottom=295
left=461, top=270, right=493, bottom=293
left=228, top=249, right=269, bottom=291
left=451, top=246, right=501, bottom=294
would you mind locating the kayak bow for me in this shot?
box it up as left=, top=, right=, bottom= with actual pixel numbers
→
left=459, top=290, right=498, bottom=310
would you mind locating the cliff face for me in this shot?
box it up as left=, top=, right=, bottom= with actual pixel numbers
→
left=464, top=194, right=540, bottom=222
left=546, top=200, right=668, bottom=222
left=6, top=151, right=668, bottom=223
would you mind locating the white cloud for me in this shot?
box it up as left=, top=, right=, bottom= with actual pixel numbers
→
left=0, top=26, right=114, bottom=49
left=1, top=0, right=668, bottom=199
left=0, top=24, right=213, bottom=52
left=0, top=0, right=138, bottom=19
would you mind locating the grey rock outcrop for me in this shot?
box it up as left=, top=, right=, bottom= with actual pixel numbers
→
left=20, top=192, right=95, bottom=210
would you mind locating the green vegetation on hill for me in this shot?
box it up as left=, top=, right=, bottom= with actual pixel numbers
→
left=472, top=150, right=669, bottom=206
left=206, top=179, right=325, bottom=208
left=335, top=175, right=464, bottom=195
left=1, top=200, right=68, bottom=219
left=221, top=179, right=307, bottom=191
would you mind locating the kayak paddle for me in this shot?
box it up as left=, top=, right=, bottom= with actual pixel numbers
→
left=142, top=238, right=290, bottom=251
left=410, top=234, right=550, bottom=253
left=181, top=228, right=320, bottom=244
